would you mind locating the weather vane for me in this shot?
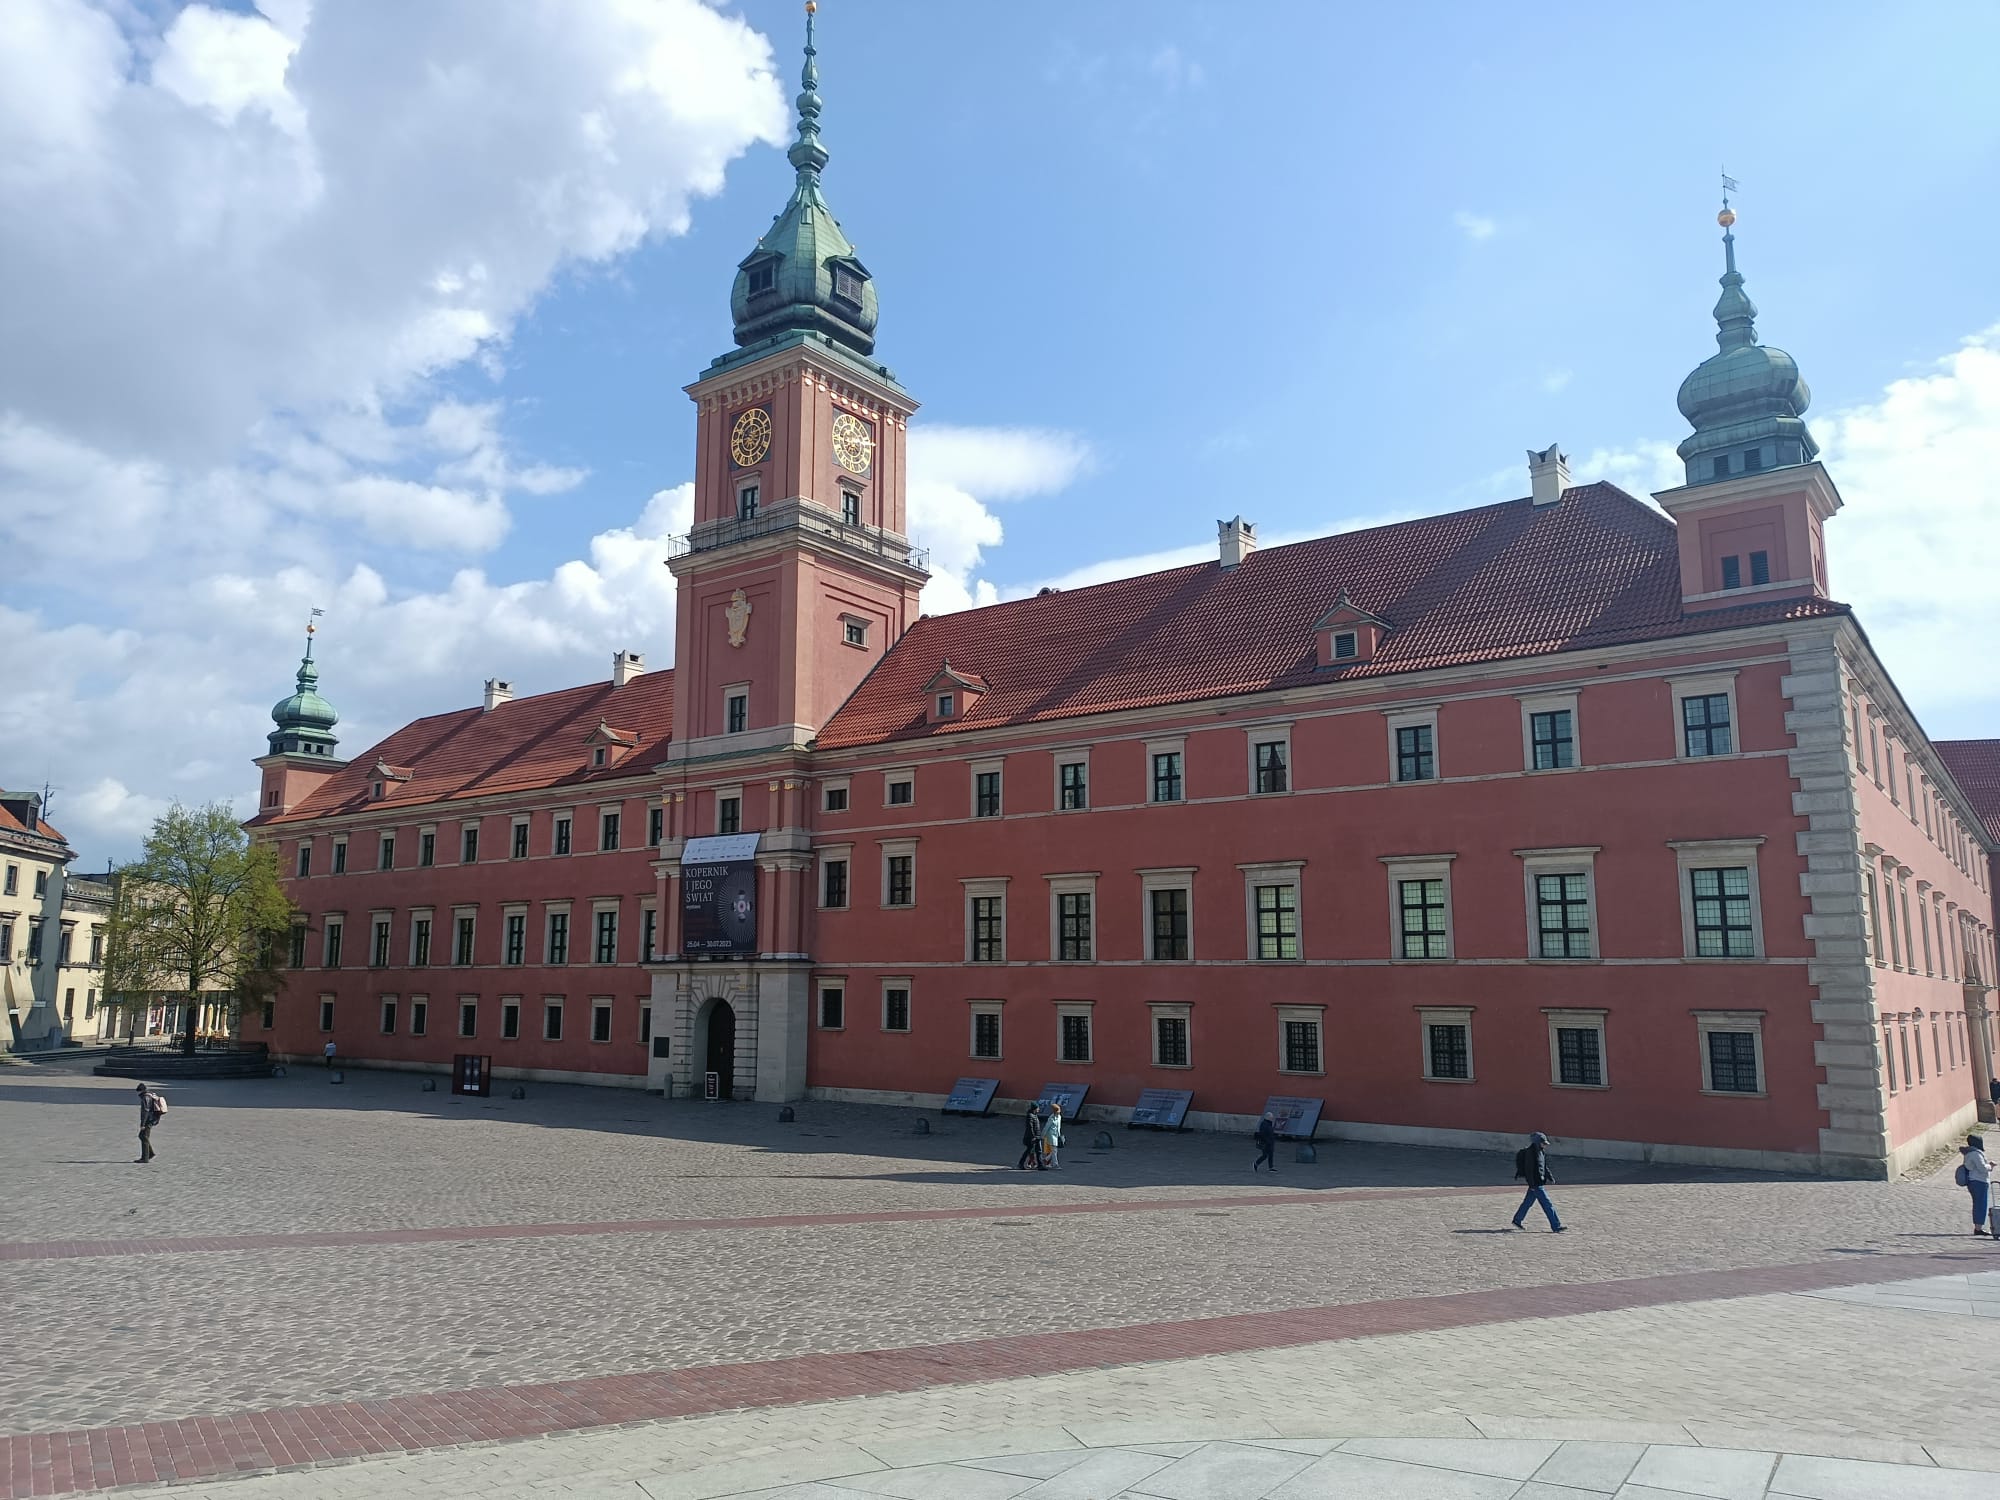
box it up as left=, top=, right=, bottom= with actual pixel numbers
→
left=306, top=605, right=325, bottom=638
left=1719, top=169, right=1740, bottom=228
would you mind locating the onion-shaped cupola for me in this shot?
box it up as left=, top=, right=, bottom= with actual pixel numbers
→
left=729, top=1, right=879, bottom=358
left=268, top=628, right=340, bottom=758
left=1674, top=200, right=1818, bottom=487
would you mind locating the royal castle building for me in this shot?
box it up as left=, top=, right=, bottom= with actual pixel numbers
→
left=247, top=15, right=1999, bottom=1178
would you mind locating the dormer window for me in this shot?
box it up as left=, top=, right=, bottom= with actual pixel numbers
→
left=746, top=260, right=777, bottom=296
left=832, top=263, right=865, bottom=307
left=1333, top=632, right=1358, bottom=661
left=592, top=747, right=607, bottom=768
left=936, top=693, right=954, bottom=719
left=372, top=781, right=385, bottom=799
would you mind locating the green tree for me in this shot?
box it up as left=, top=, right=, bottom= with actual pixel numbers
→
left=101, top=802, right=297, bottom=1055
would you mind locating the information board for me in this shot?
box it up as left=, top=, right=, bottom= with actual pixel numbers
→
left=703, top=1070, right=720, bottom=1101
left=1036, top=1082, right=1089, bottom=1120
left=1262, top=1095, right=1325, bottom=1140
left=1127, top=1087, right=1194, bottom=1130
left=451, top=1054, right=490, bottom=1097
left=941, top=1076, right=1000, bottom=1115
left=681, top=833, right=760, bottom=957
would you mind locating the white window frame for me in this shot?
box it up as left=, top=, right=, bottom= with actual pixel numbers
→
left=1418, top=1004, right=1475, bottom=1083
left=1517, top=846, right=1601, bottom=961
left=881, top=977, right=913, bottom=1033
left=590, top=997, right=614, bottom=1045
left=1248, top=723, right=1294, bottom=796
left=1146, top=736, right=1188, bottom=804
left=818, top=844, right=853, bottom=910
left=1242, top=860, right=1306, bottom=963
left=510, top=814, right=531, bottom=858
left=1519, top=690, right=1582, bottom=772
left=969, top=999, right=1005, bottom=1061
left=723, top=684, right=750, bottom=736
left=963, top=877, right=1009, bottom=964
left=1139, top=867, right=1197, bottom=962
left=500, top=995, right=522, bottom=1041
left=1382, top=854, right=1456, bottom=962
left=838, top=613, right=870, bottom=650
left=1695, top=1009, right=1767, bottom=1097
left=322, top=915, right=344, bottom=968
left=318, top=994, right=335, bottom=1032
left=1669, top=670, right=1741, bottom=761
left=715, top=784, right=744, bottom=836
left=821, top=777, right=851, bottom=813
left=408, top=907, right=434, bottom=967
left=458, top=821, right=480, bottom=863
left=817, top=978, right=846, bottom=1032
left=882, top=767, right=915, bottom=807
left=552, top=811, right=574, bottom=856
left=970, top=758, right=1004, bottom=819
left=1275, top=1003, right=1326, bottom=1076
left=331, top=835, right=349, bottom=873
left=880, top=838, right=918, bottom=908
left=380, top=994, right=399, bottom=1035
left=544, top=901, right=573, bottom=965
left=1385, top=704, right=1442, bottom=784
left=598, top=803, right=623, bottom=852
left=500, top=902, right=530, bottom=967
left=1047, top=873, right=1100, bottom=963
left=639, top=901, right=657, bottom=962
left=590, top=898, right=621, bottom=965
left=1150, top=1001, right=1193, bottom=1068
left=1545, top=1007, right=1610, bottom=1089
left=457, top=996, right=478, bottom=1038
left=1055, top=999, right=1095, bottom=1064
left=1053, top=747, right=1091, bottom=812
left=542, top=996, right=564, bottom=1042
left=1670, top=838, right=1767, bottom=960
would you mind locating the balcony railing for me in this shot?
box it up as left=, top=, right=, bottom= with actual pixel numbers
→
left=667, top=508, right=929, bottom=572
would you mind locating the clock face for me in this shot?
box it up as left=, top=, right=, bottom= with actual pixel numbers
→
left=729, top=407, right=772, bottom=468
left=831, top=412, right=875, bottom=476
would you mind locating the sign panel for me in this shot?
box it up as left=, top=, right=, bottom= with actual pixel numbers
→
left=451, top=1054, right=490, bottom=1097
left=681, top=833, right=761, bottom=958
left=703, top=1070, right=720, bottom=1101
left=1127, top=1087, right=1193, bottom=1130
left=941, top=1076, right=1000, bottom=1115
left=1036, top=1082, right=1089, bottom=1120
left=1262, top=1095, right=1325, bottom=1140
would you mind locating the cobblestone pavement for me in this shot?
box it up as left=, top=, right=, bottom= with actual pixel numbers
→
left=5, top=1057, right=1996, bottom=1498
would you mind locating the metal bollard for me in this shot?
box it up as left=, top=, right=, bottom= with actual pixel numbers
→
left=420, top=1078, right=437, bottom=1092
left=271, top=1066, right=286, bottom=1077
left=510, top=1085, right=527, bottom=1100
left=777, top=1106, right=795, bottom=1123
left=912, top=1117, right=930, bottom=1135
left=1294, top=1143, right=1318, bottom=1164
left=329, top=1070, right=343, bottom=1085
left=1092, top=1131, right=1115, bottom=1150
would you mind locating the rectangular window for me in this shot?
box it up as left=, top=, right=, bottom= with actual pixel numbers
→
left=296, top=845, right=311, bottom=878
left=371, top=919, right=391, bottom=968
left=1690, top=867, right=1755, bottom=957
left=381, top=998, right=397, bottom=1034
left=726, top=692, right=748, bottom=734
left=512, top=822, right=529, bottom=859
left=842, top=490, right=861, bottom=526
left=379, top=835, right=396, bottom=870
left=1057, top=892, right=1093, bottom=961
left=975, top=770, right=1002, bottom=818
left=409, top=998, right=427, bottom=1036
left=1155, top=1015, right=1190, bottom=1067
left=1530, top=710, right=1574, bottom=770
left=1060, top=1012, right=1092, bottom=1063
left=883, top=986, right=910, bottom=1032
left=887, top=776, right=913, bottom=806
left=258, top=999, right=270, bottom=1028
left=504, top=913, right=526, bottom=965
left=971, top=896, right=1004, bottom=962
left=1557, top=1026, right=1603, bottom=1086
left=842, top=619, right=867, bottom=647
left=1255, top=883, right=1299, bottom=961
left=544, top=1001, right=563, bottom=1042
left=1150, top=888, right=1190, bottom=961
left=642, top=908, right=657, bottom=962
left=1059, top=761, right=1088, bottom=811
left=1682, top=694, right=1733, bottom=757
left=1151, top=750, right=1184, bottom=803
left=592, top=1001, right=612, bottom=1044
left=972, top=1010, right=1002, bottom=1060
left=319, top=999, right=334, bottom=1032
left=324, top=921, right=343, bottom=968
left=1750, top=550, right=1770, bottom=586
left=1426, top=1023, right=1470, bottom=1080
left=1396, top=724, right=1435, bottom=782
left=824, top=785, right=849, bottom=812
left=1, top=864, right=13, bottom=895
left=1333, top=631, right=1358, bottom=660
left=819, top=986, right=844, bottom=1029
left=718, top=796, right=742, bottom=834
left=824, top=858, right=849, bottom=909
left=601, top=812, right=621, bottom=851
left=554, top=817, right=572, bottom=855
left=462, top=826, right=479, bottom=863
left=288, top=924, right=307, bottom=968
left=548, top=912, right=569, bottom=965
left=1283, top=1018, right=1321, bottom=1074
left=419, top=831, right=435, bottom=867
left=1721, top=554, right=1742, bottom=591
left=1535, top=873, right=1593, bottom=958
left=640, top=1006, right=652, bottom=1044
left=886, top=854, right=914, bottom=907
left=737, top=483, right=759, bottom=519
left=1254, top=741, right=1288, bottom=794
left=459, top=1000, right=477, bottom=1038
left=1706, top=1030, right=1760, bottom=1093
left=413, top=917, right=432, bottom=967
left=1399, top=879, right=1449, bottom=959
left=595, top=910, right=618, bottom=964
left=502, top=999, right=520, bottom=1039
left=454, top=915, right=476, bottom=965
left=648, top=807, right=663, bottom=846
left=332, top=840, right=348, bottom=874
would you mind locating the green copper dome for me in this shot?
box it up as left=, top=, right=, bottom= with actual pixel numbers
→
left=268, top=638, right=341, bottom=758
left=729, top=6, right=878, bottom=358
left=1675, top=213, right=1817, bottom=487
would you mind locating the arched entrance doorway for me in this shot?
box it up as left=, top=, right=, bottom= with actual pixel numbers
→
left=703, top=998, right=736, bottom=1100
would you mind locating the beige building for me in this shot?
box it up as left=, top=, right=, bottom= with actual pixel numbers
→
left=1, top=791, right=116, bottom=1050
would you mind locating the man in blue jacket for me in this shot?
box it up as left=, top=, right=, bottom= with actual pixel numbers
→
left=1510, top=1131, right=1565, bottom=1232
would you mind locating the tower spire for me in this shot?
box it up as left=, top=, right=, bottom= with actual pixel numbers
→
left=1710, top=178, right=1757, bottom=353
left=788, top=2, right=828, bottom=185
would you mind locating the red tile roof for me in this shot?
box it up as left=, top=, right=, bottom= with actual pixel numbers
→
left=817, top=483, right=1849, bottom=750
left=1937, top=740, right=2000, bottom=844
left=257, top=669, right=675, bottom=826
left=0, top=800, right=66, bottom=846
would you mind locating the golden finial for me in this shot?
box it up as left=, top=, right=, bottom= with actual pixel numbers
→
left=1718, top=168, right=1739, bottom=228
left=1717, top=205, right=1736, bottom=228
left=805, top=1, right=816, bottom=12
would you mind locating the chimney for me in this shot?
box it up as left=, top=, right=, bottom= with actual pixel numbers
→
left=611, top=650, right=646, bottom=687
left=1528, top=444, right=1570, bottom=507
left=1218, top=516, right=1258, bottom=569
left=483, top=678, right=514, bottom=712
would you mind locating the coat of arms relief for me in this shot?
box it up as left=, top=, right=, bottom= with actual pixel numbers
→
left=725, top=588, right=752, bottom=648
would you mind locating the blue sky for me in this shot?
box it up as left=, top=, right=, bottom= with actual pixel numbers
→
left=3, top=0, right=1998, bottom=864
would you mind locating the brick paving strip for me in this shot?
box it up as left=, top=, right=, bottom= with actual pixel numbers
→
left=2, top=1249, right=1983, bottom=1499
left=0, top=1184, right=1514, bottom=1264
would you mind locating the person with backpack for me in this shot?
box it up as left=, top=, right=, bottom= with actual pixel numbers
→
left=1252, top=1113, right=1278, bottom=1172
left=1017, top=1103, right=1045, bottom=1171
left=136, top=1083, right=166, bottom=1164
left=1958, top=1134, right=1991, bottom=1236
left=1510, top=1130, right=1564, bottom=1232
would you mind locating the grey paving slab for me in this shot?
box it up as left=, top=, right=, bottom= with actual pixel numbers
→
left=1340, top=1437, right=1561, bottom=1479
left=1922, top=1443, right=2000, bottom=1472
left=857, top=1429, right=1082, bottom=1470
left=1519, top=1486, right=1619, bottom=1500
left=1680, top=1425, right=1937, bottom=1466
left=1266, top=1451, right=1523, bottom=1499
left=1530, top=1442, right=1647, bottom=1492
left=1014, top=1449, right=1175, bottom=1499
left=1128, top=1441, right=1312, bottom=1500
left=1770, top=1453, right=1997, bottom=1499
left=823, top=1464, right=1034, bottom=1499
left=1241, top=1439, right=1344, bottom=1457
left=1625, top=1445, right=1777, bottom=1500
left=959, top=1451, right=1094, bottom=1480
left=635, top=1444, right=885, bottom=1500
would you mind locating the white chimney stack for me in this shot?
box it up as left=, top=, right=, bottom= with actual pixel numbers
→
left=483, top=678, right=514, bottom=712
left=1218, top=516, right=1258, bottom=569
left=1528, top=444, right=1571, bottom=507
left=612, top=650, right=646, bottom=687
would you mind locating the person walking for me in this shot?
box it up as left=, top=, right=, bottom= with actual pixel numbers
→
left=323, top=1039, right=337, bottom=1069
left=1960, top=1134, right=1992, bottom=1236
left=1252, top=1112, right=1278, bottom=1172
left=135, top=1083, right=165, bottom=1164
left=1017, top=1103, right=1045, bottom=1171
left=1042, top=1099, right=1065, bottom=1170
left=1510, top=1131, right=1565, bottom=1232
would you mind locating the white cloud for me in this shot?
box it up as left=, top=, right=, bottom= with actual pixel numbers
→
left=1541, top=369, right=1574, bottom=394
left=1147, top=44, right=1206, bottom=91
left=1573, top=439, right=1683, bottom=500
left=1454, top=210, right=1498, bottom=242
left=906, top=425, right=1092, bottom=615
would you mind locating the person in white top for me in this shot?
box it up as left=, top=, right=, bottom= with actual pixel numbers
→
left=1959, top=1134, right=1991, bottom=1237
left=323, top=1040, right=337, bottom=1069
